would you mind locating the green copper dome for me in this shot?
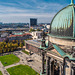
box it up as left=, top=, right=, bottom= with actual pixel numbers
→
left=50, top=2, right=75, bottom=38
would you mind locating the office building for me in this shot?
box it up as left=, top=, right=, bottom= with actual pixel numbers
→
left=30, top=18, right=37, bottom=27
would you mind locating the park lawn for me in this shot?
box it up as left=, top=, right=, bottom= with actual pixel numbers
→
left=0, top=71, right=2, bottom=75
left=7, top=65, right=39, bottom=75
left=0, top=54, right=20, bottom=66
left=22, top=50, right=29, bottom=55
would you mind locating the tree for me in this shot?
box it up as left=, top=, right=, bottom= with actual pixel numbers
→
left=19, top=42, right=23, bottom=48
left=4, top=48, right=6, bottom=53
left=7, top=48, right=10, bottom=52
left=11, top=48, right=14, bottom=52
left=0, top=49, right=2, bottom=53
left=23, top=40, right=25, bottom=46
left=5, top=44, right=8, bottom=52
left=12, top=40, right=15, bottom=43
left=36, top=29, right=41, bottom=31
left=29, top=28, right=35, bottom=32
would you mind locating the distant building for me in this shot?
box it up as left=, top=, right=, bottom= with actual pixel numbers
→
left=1, top=33, right=8, bottom=38
left=0, top=23, right=29, bottom=28
left=30, top=18, right=37, bottom=27
left=31, top=31, right=42, bottom=40
left=30, top=26, right=43, bottom=30
left=0, top=38, right=7, bottom=42
left=0, top=28, right=29, bottom=32
left=8, top=33, right=32, bottom=41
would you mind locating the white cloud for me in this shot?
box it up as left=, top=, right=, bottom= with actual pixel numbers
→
left=0, top=1, right=66, bottom=23
left=0, top=2, right=64, bottom=14
left=0, top=13, right=55, bottom=17
left=0, top=13, right=55, bottom=23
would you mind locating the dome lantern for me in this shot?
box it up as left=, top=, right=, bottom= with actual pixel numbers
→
left=71, top=0, right=74, bottom=4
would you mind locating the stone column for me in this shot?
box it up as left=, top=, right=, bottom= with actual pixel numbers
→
left=50, top=59, right=52, bottom=75
left=71, top=68, right=74, bottom=75
left=71, top=61, right=75, bottom=75
left=71, top=62, right=75, bottom=75
left=63, top=58, right=66, bottom=75
left=63, top=58, right=72, bottom=75
left=46, top=56, right=51, bottom=75
left=59, top=65, right=62, bottom=75
left=51, top=61, right=54, bottom=75
left=70, top=61, right=72, bottom=75
left=59, top=63, right=63, bottom=75
left=42, top=51, right=45, bottom=74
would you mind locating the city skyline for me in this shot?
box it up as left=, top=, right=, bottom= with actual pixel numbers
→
left=0, top=0, right=73, bottom=23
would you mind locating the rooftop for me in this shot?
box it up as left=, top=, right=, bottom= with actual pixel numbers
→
left=25, top=40, right=41, bottom=48
left=9, top=33, right=31, bottom=37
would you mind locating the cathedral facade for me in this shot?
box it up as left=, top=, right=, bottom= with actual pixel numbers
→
left=40, top=0, right=75, bottom=75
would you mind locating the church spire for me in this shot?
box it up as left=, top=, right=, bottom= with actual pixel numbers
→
left=71, top=0, right=74, bottom=4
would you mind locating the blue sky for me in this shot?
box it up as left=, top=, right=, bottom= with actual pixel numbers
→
left=0, top=0, right=73, bottom=23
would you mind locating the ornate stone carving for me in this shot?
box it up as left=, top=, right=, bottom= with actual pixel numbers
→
left=72, top=46, right=75, bottom=58
left=41, top=31, right=46, bottom=47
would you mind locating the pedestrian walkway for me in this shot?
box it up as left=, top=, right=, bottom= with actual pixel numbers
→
left=0, top=61, right=10, bottom=75
left=13, top=51, right=42, bottom=73
left=0, top=50, right=42, bottom=75
left=5, top=63, right=20, bottom=69
left=31, top=53, right=42, bottom=62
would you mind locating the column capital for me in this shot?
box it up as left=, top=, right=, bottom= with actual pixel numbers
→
left=50, top=58, right=54, bottom=62
left=59, top=62, right=63, bottom=66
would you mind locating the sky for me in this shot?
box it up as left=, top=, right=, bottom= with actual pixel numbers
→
left=0, top=0, right=73, bottom=23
